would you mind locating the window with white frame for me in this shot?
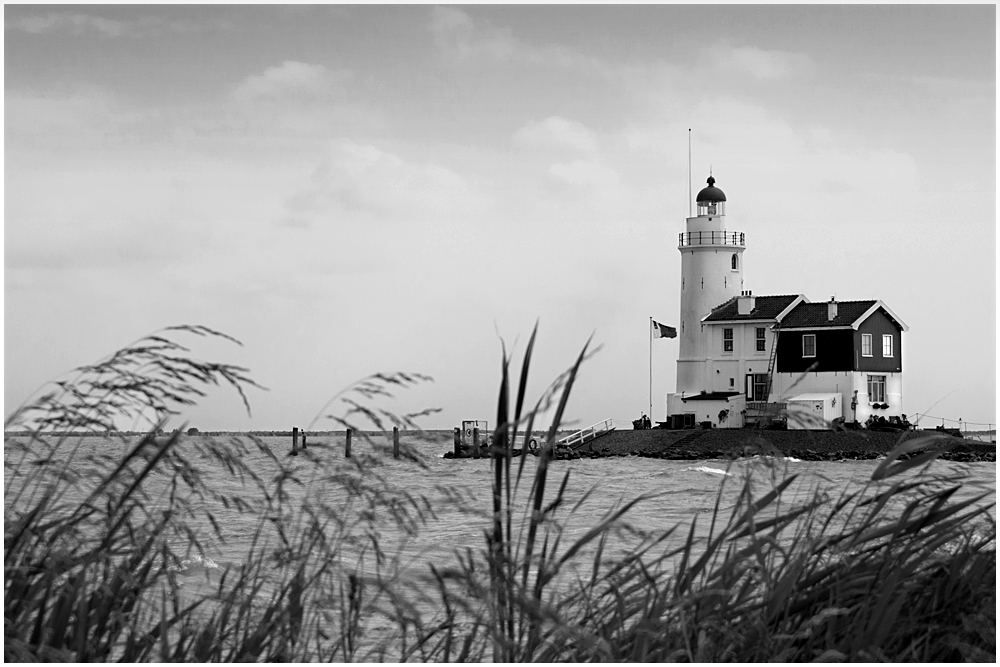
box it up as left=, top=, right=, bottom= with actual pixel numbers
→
left=882, top=334, right=893, bottom=357
left=802, top=334, right=816, bottom=358
left=723, top=328, right=733, bottom=352
left=861, top=333, right=872, bottom=357
left=868, top=375, right=886, bottom=403
left=753, top=373, right=768, bottom=401
left=756, top=327, right=766, bottom=352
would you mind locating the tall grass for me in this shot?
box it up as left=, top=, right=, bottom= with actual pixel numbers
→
left=391, top=325, right=995, bottom=662
left=4, top=326, right=437, bottom=661
left=5, top=325, right=995, bottom=661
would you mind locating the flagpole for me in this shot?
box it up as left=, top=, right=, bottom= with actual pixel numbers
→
left=688, top=128, right=692, bottom=218
left=649, top=316, right=653, bottom=420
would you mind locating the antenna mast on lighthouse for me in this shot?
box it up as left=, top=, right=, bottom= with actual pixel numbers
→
left=687, top=129, right=692, bottom=217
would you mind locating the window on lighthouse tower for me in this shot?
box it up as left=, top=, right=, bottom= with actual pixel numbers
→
left=731, top=254, right=738, bottom=270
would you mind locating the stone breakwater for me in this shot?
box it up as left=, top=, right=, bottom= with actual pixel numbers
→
left=563, top=429, right=995, bottom=463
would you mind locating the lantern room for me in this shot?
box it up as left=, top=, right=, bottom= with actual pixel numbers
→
left=696, top=175, right=726, bottom=216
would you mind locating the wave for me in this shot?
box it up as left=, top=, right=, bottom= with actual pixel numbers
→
left=168, top=554, right=224, bottom=575
left=688, top=466, right=732, bottom=477
left=742, top=454, right=804, bottom=463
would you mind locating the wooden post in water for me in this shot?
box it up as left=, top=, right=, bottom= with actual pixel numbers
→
left=472, top=427, right=481, bottom=458
left=345, top=428, right=352, bottom=458
left=291, top=427, right=299, bottom=456
left=301, top=429, right=307, bottom=450
left=393, top=426, right=400, bottom=459
left=453, top=427, right=461, bottom=457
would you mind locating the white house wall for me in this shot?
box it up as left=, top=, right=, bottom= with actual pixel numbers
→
left=665, top=395, right=746, bottom=429
left=702, top=321, right=776, bottom=394
left=851, top=372, right=904, bottom=423
left=770, top=371, right=903, bottom=423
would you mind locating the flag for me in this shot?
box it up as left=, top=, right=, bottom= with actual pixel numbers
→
left=652, top=320, right=677, bottom=339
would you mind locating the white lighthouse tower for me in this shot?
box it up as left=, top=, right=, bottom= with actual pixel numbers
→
left=674, top=175, right=745, bottom=394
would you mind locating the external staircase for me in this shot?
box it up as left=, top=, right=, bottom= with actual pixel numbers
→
left=669, top=430, right=708, bottom=449
left=751, top=325, right=785, bottom=429
left=558, top=418, right=615, bottom=451
left=764, top=324, right=780, bottom=398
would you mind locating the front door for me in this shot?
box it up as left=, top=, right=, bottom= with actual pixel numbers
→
left=746, top=374, right=768, bottom=402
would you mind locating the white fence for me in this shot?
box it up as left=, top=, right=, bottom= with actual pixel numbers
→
left=556, top=418, right=614, bottom=449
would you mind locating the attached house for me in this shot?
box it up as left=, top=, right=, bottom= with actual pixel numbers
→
left=698, top=294, right=908, bottom=427
left=770, top=299, right=907, bottom=425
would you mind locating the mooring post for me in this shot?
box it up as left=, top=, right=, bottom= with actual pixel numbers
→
left=453, top=427, right=461, bottom=457
left=291, top=427, right=299, bottom=456
left=472, top=427, right=481, bottom=459
left=345, top=428, right=352, bottom=458
left=301, top=429, right=307, bottom=449
left=393, top=426, right=400, bottom=459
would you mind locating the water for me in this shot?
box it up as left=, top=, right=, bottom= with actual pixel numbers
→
left=8, top=431, right=994, bottom=565
left=6, top=431, right=995, bottom=658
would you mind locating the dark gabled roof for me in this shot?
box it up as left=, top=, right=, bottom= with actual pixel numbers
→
left=779, top=300, right=877, bottom=329
left=704, top=294, right=800, bottom=322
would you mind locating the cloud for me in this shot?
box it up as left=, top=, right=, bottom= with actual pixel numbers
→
left=232, top=61, right=351, bottom=101
left=5, top=89, right=119, bottom=139
left=5, top=11, right=231, bottom=37
left=216, top=61, right=375, bottom=138
left=281, top=140, right=490, bottom=225
left=428, top=6, right=611, bottom=75
left=514, top=116, right=599, bottom=153
left=723, top=46, right=814, bottom=80
left=548, top=159, right=620, bottom=189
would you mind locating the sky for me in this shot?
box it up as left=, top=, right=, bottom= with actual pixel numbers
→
left=4, top=4, right=996, bottom=433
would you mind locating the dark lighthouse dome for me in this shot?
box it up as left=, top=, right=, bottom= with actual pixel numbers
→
left=696, top=175, right=726, bottom=203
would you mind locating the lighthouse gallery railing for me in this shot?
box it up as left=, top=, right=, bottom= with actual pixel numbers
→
left=678, top=231, right=745, bottom=247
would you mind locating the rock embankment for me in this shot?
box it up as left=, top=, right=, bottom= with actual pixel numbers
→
left=564, top=429, right=995, bottom=463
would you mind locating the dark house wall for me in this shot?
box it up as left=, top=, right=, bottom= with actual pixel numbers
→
left=855, top=310, right=903, bottom=372
left=777, top=329, right=854, bottom=373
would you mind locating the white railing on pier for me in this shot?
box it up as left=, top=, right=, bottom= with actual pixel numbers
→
left=557, top=418, right=614, bottom=449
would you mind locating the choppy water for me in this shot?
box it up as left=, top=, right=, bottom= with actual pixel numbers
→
left=7, top=431, right=995, bottom=573
left=5, top=430, right=995, bottom=658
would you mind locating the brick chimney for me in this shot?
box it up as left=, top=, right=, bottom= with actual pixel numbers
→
left=827, top=297, right=838, bottom=321
left=737, top=290, right=756, bottom=315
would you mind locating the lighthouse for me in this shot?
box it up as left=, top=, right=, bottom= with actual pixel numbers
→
left=663, top=173, right=908, bottom=431
left=675, top=175, right=745, bottom=394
